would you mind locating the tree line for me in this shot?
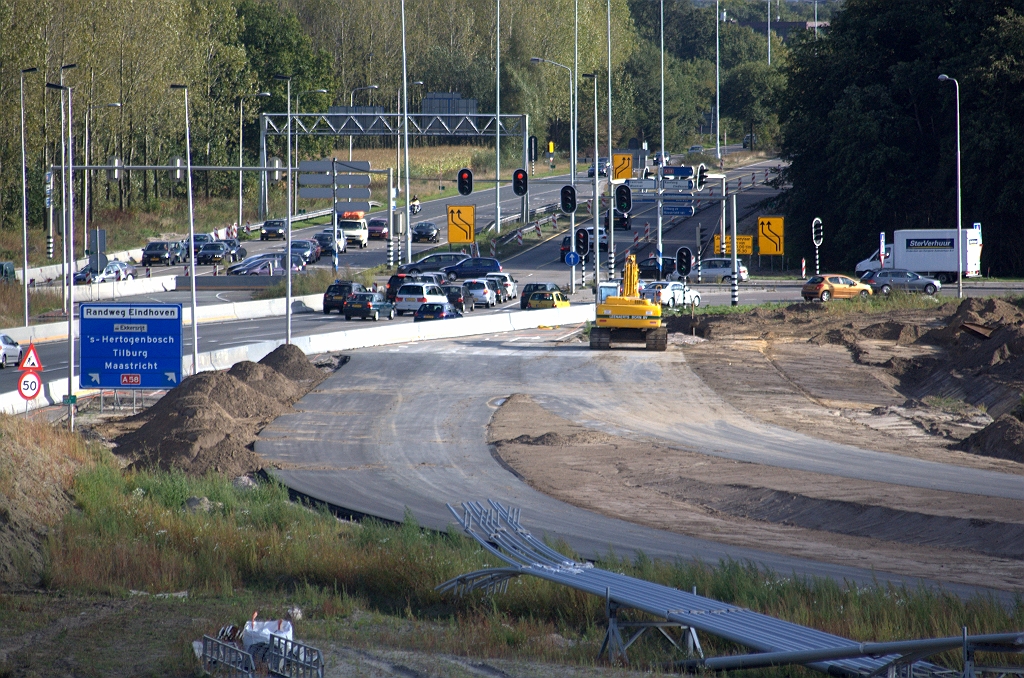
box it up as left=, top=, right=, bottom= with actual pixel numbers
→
left=0, top=0, right=811, bottom=247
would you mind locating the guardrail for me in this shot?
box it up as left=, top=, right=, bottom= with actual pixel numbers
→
left=201, top=635, right=256, bottom=678
left=268, top=634, right=324, bottom=678
left=0, top=303, right=595, bottom=415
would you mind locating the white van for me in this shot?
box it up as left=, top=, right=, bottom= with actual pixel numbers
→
left=335, top=211, right=369, bottom=249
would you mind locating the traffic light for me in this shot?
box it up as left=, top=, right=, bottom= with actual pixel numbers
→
left=694, top=163, right=708, bottom=192
left=812, top=217, right=823, bottom=247
left=575, top=229, right=590, bottom=256
left=512, top=168, right=528, bottom=196
left=457, top=167, right=473, bottom=196
left=528, top=136, right=538, bottom=162
left=676, top=247, right=693, bottom=278
left=614, top=184, right=632, bottom=213
left=560, top=185, right=577, bottom=214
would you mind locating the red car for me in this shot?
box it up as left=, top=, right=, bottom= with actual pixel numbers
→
left=368, top=218, right=389, bottom=239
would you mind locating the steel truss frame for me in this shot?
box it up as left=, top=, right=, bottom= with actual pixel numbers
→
left=438, top=501, right=1024, bottom=677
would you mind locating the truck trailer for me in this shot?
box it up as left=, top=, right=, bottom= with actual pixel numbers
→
left=855, top=227, right=982, bottom=282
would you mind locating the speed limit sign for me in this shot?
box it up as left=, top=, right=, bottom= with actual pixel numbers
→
left=18, top=371, right=41, bottom=400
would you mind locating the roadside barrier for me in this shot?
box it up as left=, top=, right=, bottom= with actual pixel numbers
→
left=0, top=304, right=596, bottom=415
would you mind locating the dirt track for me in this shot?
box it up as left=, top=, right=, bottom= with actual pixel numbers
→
left=491, top=298, right=1024, bottom=591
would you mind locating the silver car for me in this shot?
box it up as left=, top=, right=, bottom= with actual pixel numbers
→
left=859, top=269, right=941, bottom=296
left=0, top=334, right=24, bottom=368
left=687, top=258, right=749, bottom=283
left=463, top=279, right=497, bottom=307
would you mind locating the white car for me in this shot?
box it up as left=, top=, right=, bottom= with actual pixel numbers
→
left=687, top=258, right=749, bottom=283
left=486, top=272, right=518, bottom=301
left=463, top=279, right=497, bottom=307
left=0, top=334, right=24, bottom=368
left=642, top=280, right=700, bottom=308
left=394, top=283, right=448, bottom=315
left=96, top=261, right=137, bottom=282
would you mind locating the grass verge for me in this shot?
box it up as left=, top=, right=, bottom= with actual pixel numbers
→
left=0, top=283, right=65, bottom=327
left=8, top=450, right=1016, bottom=676
left=250, top=264, right=389, bottom=300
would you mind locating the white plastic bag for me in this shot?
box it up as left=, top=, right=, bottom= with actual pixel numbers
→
left=242, top=618, right=293, bottom=651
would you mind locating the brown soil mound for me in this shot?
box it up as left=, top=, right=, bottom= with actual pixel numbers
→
left=504, top=431, right=615, bottom=446
left=114, top=348, right=331, bottom=477
left=922, top=297, right=1024, bottom=346
left=958, top=414, right=1024, bottom=463
left=860, top=321, right=922, bottom=344
left=259, top=344, right=324, bottom=382
left=228, top=361, right=303, bottom=406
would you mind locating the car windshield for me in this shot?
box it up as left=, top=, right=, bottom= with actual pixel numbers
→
left=338, top=220, right=362, bottom=230
left=419, top=304, right=444, bottom=313
left=414, top=224, right=434, bottom=231
left=326, top=285, right=352, bottom=294
left=351, top=293, right=375, bottom=302
left=532, top=293, right=553, bottom=301
left=145, top=242, right=168, bottom=251
left=398, top=285, right=424, bottom=295
left=200, top=244, right=223, bottom=251
left=467, top=282, right=486, bottom=290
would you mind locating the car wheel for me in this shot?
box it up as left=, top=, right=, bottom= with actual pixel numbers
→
left=924, top=283, right=937, bottom=295
left=344, top=315, right=351, bottom=321
left=447, top=273, right=457, bottom=281
left=408, top=269, right=421, bottom=275
left=820, top=290, right=832, bottom=302
left=860, top=289, right=870, bottom=298
left=372, top=311, right=379, bottom=321
left=722, top=276, right=732, bottom=284
left=667, top=297, right=676, bottom=308
left=323, top=308, right=330, bottom=315
left=388, top=309, right=395, bottom=320
left=126, top=274, right=134, bottom=280
left=880, top=284, right=892, bottom=296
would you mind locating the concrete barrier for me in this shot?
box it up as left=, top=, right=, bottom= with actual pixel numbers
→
left=1, top=304, right=595, bottom=415
left=1, top=293, right=324, bottom=345
left=16, top=249, right=145, bottom=285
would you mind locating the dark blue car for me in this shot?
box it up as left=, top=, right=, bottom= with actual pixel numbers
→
left=441, top=257, right=502, bottom=281
left=413, top=302, right=463, bottom=322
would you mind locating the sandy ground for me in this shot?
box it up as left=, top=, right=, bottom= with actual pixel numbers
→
left=490, top=301, right=1024, bottom=591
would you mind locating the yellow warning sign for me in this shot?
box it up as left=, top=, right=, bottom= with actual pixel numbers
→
left=447, top=205, right=476, bottom=244
left=758, top=216, right=784, bottom=255
left=612, top=153, right=633, bottom=180
left=712, top=234, right=753, bottom=255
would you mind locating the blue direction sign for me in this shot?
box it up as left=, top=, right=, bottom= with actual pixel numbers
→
left=80, top=304, right=183, bottom=389
left=564, top=251, right=581, bottom=266
left=663, top=205, right=696, bottom=217
left=662, top=166, right=694, bottom=179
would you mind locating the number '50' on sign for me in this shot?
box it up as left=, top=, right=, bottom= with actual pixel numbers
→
left=18, top=371, right=41, bottom=400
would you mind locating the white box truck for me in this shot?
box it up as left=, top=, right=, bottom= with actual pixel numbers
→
left=855, top=227, right=982, bottom=282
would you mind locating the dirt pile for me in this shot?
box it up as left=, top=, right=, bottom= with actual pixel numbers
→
left=959, top=414, right=1024, bottom=463
left=667, top=296, right=1024, bottom=463
left=114, top=345, right=330, bottom=477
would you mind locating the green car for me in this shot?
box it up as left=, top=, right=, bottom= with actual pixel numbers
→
left=342, top=292, right=395, bottom=321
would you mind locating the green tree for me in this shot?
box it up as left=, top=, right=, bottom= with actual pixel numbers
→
left=722, top=60, right=785, bottom=148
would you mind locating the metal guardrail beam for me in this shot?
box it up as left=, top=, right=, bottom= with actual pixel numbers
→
left=438, top=501, right=1023, bottom=677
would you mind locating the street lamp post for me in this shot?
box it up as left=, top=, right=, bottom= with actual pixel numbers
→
left=767, top=0, right=771, bottom=65
left=938, top=74, right=963, bottom=299
left=531, top=57, right=576, bottom=292
left=657, top=0, right=664, bottom=280
left=239, top=92, right=270, bottom=233
left=46, top=82, right=76, bottom=428
left=583, top=73, right=600, bottom=290
left=716, top=1, right=722, bottom=161
left=84, top=101, right=121, bottom=274
left=400, top=1, right=413, bottom=264
left=606, top=0, right=614, bottom=278
left=19, top=67, right=38, bottom=327
left=58, top=64, right=77, bottom=316
left=495, top=0, right=502, bottom=236
left=170, top=84, right=199, bottom=374
left=349, top=85, right=379, bottom=161
left=274, top=75, right=295, bottom=342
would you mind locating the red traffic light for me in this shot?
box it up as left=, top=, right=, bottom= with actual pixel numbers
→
left=457, top=168, right=473, bottom=196
left=512, top=168, right=528, bottom=196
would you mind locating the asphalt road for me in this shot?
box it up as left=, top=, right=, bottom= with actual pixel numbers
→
left=257, top=329, right=1018, bottom=600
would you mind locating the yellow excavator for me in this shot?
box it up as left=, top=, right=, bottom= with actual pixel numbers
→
left=590, top=254, right=667, bottom=351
